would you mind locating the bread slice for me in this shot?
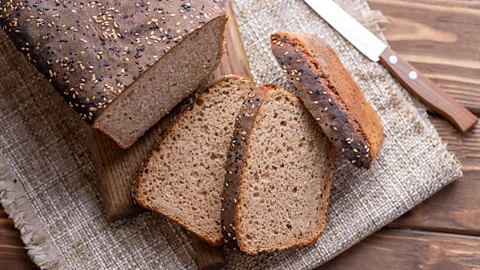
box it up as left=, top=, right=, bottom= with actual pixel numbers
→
left=0, top=0, right=227, bottom=149
left=270, top=32, right=384, bottom=169
left=132, top=76, right=254, bottom=246
left=221, top=85, right=335, bottom=254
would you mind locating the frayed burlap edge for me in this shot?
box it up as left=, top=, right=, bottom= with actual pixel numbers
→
left=0, top=154, right=64, bottom=270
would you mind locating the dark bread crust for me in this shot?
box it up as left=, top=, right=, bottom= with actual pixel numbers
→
left=221, top=84, right=336, bottom=254
left=221, top=86, right=269, bottom=249
left=271, top=32, right=384, bottom=169
left=132, top=75, right=253, bottom=247
left=0, top=0, right=225, bottom=124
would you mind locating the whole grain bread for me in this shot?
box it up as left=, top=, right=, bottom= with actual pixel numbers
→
left=221, top=85, right=336, bottom=254
left=271, top=32, right=384, bottom=169
left=0, top=0, right=227, bottom=148
left=132, top=76, right=254, bottom=246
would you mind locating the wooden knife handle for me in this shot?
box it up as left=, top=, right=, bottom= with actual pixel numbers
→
left=379, top=47, right=478, bottom=133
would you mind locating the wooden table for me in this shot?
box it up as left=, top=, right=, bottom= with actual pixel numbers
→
left=1, top=0, right=479, bottom=269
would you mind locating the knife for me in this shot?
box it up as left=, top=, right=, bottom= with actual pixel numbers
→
left=304, top=0, right=478, bottom=133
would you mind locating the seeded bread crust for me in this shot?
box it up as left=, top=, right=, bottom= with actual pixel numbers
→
left=132, top=75, right=254, bottom=247
left=271, top=32, right=384, bottom=169
left=221, top=86, right=267, bottom=249
left=221, top=85, right=336, bottom=254
left=0, top=0, right=225, bottom=124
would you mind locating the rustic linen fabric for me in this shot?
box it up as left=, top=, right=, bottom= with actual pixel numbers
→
left=0, top=0, right=461, bottom=269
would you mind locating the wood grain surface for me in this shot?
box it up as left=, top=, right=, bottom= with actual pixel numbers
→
left=191, top=237, right=227, bottom=270
left=322, top=229, right=480, bottom=270
left=1, top=0, right=480, bottom=269
left=0, top=208, right=37, bottom=270
left=370, top=0, right=480, bottom=114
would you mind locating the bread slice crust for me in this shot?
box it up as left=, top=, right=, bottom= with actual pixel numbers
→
left=221, top=85, right=336, bottom=254
left=270, top=32, right=384, bottom=169
left=132, top=75, right=254, bottom=246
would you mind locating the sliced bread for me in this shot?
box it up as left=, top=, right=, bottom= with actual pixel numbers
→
left=132, top=76, right=254, bottom=246
left=221, top=85, right=336, bottom=254
left=271, top=32, right=384, bottom=169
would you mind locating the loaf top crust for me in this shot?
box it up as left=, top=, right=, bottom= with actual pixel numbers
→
left=271, top=32, right=384, bottom=169
left=0, top=0, right=225, bottom=124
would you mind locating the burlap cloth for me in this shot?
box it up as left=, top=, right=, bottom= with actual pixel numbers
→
left=0, top=0, right=461, bottom=269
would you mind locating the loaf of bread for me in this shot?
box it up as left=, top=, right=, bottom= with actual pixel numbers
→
left=0, top=0, right=227, bottom=148
left=132, top=76, right=254, bottom=246
left=271, top=32, right=384, bottom=169
left=221, top=85, right=335, bottom=254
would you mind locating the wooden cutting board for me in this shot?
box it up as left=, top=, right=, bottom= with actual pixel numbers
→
left=86, top=1, right=251, bottom=269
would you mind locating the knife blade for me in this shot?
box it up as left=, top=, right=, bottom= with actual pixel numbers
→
left=304, top=0, right=478, bottom=133
left=304, top=0, right=387, bottom=61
